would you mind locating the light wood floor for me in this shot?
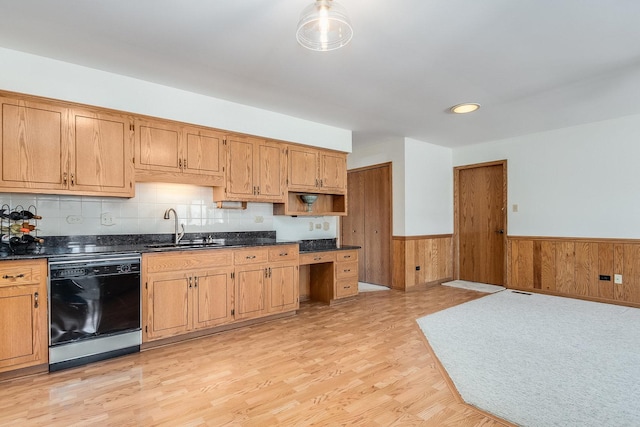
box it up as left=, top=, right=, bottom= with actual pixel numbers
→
left=0, top=285, right=509, bottom=426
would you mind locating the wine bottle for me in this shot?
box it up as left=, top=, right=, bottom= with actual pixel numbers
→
left=0, top=210, right=42, bottom=220
left=19, top=211, right=42, bottom=220
left=20, top=234, right=44, bottom=244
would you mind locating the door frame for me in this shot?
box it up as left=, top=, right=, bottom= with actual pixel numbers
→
left=453, top=160, right=508, bottom=283
left=340, top=161, right=393, bottom=286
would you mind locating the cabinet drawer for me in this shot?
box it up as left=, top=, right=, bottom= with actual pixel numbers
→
left=234, top=248, right=269, bottom=265
left=336, top=261, right=358, bottom=278
left=299, top=252, right=337, bottom=265
left=0, top=260, right=44, bottom=287
left=335, top=278, right=358, bottom=298
left=268, top=245, right=298, bottom=262
left=337, top=250, right=358, bottom=262
left=145, top=249, right=233, bottom=273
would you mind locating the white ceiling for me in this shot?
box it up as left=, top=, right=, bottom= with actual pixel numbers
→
left=1, top=1, right=640, bottom=147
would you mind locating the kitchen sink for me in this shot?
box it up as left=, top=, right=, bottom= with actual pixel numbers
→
left=145, top=239, right=227, bottom=249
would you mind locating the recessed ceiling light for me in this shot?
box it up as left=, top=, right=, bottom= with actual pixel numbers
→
left=450, top=103, right=481, bottom=114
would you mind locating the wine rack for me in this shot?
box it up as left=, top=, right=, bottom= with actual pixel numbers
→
left=0, top=204, right=43, bottom=254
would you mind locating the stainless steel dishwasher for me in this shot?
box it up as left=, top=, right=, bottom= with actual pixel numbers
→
left=48, top=253, right=141, bottom=371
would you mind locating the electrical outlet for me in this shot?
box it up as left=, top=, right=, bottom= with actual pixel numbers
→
left=66, top=215, right=83, bottom=224
left=614, top=274, right=623, bottom=284
left=101, top=212, right=115, bottom=226
left=323, top=221, right=330, bottom=231
left=512, top=204, right=519, bottom=212
left=254, top=216, right=264, bottom=223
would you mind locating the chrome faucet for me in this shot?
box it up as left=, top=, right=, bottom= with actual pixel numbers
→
left=163, top=208, right=185, bottom=244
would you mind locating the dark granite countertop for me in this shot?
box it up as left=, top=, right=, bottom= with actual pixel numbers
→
left=0, top=231, right=297, bottom=261
left=298, top=238, right=361, bottom=253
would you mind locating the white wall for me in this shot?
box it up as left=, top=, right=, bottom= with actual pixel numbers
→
left=0, top=47, right=351, bottom=152
left=0, top=47, right=349, bottom=240
left=349, top=134, right=453, bottom=236
left=453, top=113, right=640, bottom=239
left=404, top=138, right=453, bottom=235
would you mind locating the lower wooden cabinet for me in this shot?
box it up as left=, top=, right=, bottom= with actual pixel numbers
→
left=143, top=250, right=234, bottom=342
left=335, top=250, right=359, bottom=299
left=234, top=245, right=299, bottom=320
left=0, top=259, right=48, bottom=373
left=143, top=245, right=299, bottom=343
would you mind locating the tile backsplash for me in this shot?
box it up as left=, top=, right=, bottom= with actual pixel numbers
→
left=0, top=183, right=337, bottom=240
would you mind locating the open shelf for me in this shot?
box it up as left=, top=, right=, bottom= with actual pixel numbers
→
left=273, top=192, right=347, bottom=216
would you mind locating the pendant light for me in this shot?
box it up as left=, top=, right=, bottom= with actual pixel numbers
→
left=296, top=0, right=353, bottom=51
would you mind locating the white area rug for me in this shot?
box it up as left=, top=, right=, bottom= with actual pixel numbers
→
left=358, top=282, right=390, bottom=292
left=416, top=290, right=640, bottom=426
left=442, top=280, right=505, bottom=293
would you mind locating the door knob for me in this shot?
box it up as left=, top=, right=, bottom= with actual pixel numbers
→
left=496, top=229, right=505, bottom=234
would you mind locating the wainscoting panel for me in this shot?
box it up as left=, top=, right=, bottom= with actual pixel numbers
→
left=508, top=236, right=640, bottom=307
left=392, top=235, right=453, bottom=290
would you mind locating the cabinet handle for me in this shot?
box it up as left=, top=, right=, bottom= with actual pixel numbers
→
left=183, top=158, right=187, bottom=169
left=280, top=253, right=288, bottom=257
left=344, top=269, right=351, bottom=273
left=34, top=292, right=39, bottom=308
left=63, top=172, right=68, bottom=185
left=269, top=267, right=272, bottom=278
left=246, top=255, right=256, bottom=259
left=320, top=179, right=323, bottom=187
left=2, top=273, right=25, bottom=279
left=343, top=255, right=351, bottom=259
left=70, top=173, right=75, bottom=186
left=189, top=276, right=193, bottom=288
left=264, top=268, right=268, bottom=278
left=194, top=277, right=198, bottom=288
left=256, top=186, right=260, bottom=195
left=343, top=285, right=351, bottom=289
left=314, top=256, right=321, bottom=261
left=179, top=158, right=183, bottom=170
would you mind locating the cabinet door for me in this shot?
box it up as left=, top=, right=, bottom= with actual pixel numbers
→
left=193, top=268, right=234, bottom=329
left=287, top=145, right=319, bottom=191
left=0, top=97, right=68, bottom=191
left=319, top=151, right=347, bottom=193
left=235, top=265, right=266, bottom=320
left=226, top=135, right=256, bottom=199
left=256, top=141, right=284, bottom=201
left=184, top=126, right=225, bottom=183
left=70, top=109, right=134, bottom=196
left=0, top=283, right=46, bottom=371
left=145, top=272, right=191, bottom=340
left=135, top=119, right=181, bottom=173
left=268, top=264, right=299, bottom=313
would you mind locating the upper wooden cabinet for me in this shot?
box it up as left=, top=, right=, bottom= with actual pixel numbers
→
left=213, top=135, right=285, bottom=203
left=286, top=145, right=347, bottom=194
left=134, top=118, right=225, bottom=186
left=0, top=96, right=134, bottom=197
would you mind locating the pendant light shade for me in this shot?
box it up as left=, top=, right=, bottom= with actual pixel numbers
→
left=296, top=0, right=353, bottom=51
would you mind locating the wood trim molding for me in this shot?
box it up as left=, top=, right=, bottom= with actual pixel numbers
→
left=393, top=234, right=453, bottom=241
left=347, top=161, right=392, bottom=174
left=509, top=235, right=640, bottom=244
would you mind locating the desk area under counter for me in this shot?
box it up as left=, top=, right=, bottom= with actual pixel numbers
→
left=298, top=239, right=360, bottom=305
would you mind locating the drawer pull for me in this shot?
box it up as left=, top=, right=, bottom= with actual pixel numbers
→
left=343, top=255, right=351, bottom=259
left=343, top=285, right=351, bottom=289
left=34, top=292, right=39, bottom=308
left=246, top=255, right=256, bottom=259
left=314, top=256, right=321, bottom=261
left=2, top=273, right=25, bottom=279
left=280, top=253, right=288, bottom=257
left=344, top=269, right=351, bottom=273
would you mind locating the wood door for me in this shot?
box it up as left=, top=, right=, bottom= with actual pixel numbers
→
left=183, top=126, right=225, bottom=180
left=319, top=151, right=347, bottom=193
left=193, top=268, right=234, bottom=329
left=134, top=118, right=181, bottom=172
left=0, top=97, right=68, bottom=190
left=70, top=109, right=134, bottom=196
left=287, top=145, right=319, bottom=191
left=226, top=136, right=256, bottom=199
left=145, top=272, right=191, bottom=340
left=256, top=141, right=284, bottom=201
left=341, top=163, right=392, bottom=286
left=268, top=264, right=298, bottom=313
left=455, top=161, right=507, bottom=286
left=234, top=266, right=266, bottom=320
